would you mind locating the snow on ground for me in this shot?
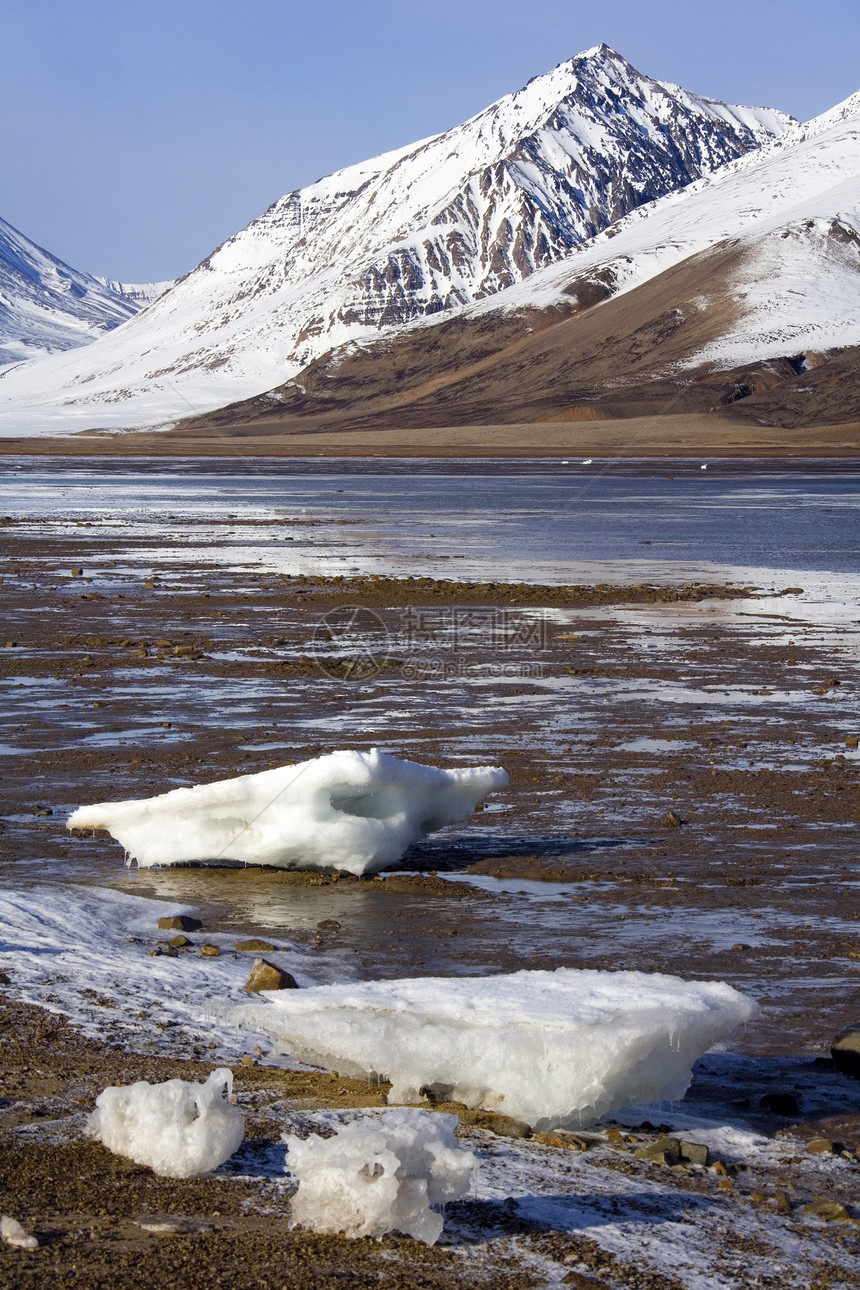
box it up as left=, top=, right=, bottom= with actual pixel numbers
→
left=67, top=749, right=508, bottom=873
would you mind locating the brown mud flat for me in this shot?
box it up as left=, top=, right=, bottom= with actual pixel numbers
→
left=0, top=411, right=858, bottom=458
left=1, top=518, right=860, bottom=1287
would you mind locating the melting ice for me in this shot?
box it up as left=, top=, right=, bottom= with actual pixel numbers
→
left=67, top=748, right=507, bottom=874
left=254, top=968, right=759, bottom=1128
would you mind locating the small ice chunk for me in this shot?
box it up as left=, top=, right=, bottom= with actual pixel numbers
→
left=87, top=1068, right=244, bottom=1178
left=1, top=1216, right=38, bottom=1250
left=67, top=748, right=507, bottom=874
left=285, top=1109, right=474, bottom=1244
left=255, top=968, right=759, bottom=1128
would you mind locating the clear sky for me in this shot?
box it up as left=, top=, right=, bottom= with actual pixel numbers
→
left=2, top=0, right=858, bottom=283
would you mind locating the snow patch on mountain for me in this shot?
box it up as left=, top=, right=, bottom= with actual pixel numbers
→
left=0, top=45, right=793, bottom=435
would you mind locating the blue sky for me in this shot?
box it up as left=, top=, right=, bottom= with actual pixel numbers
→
left=2, top=0, right=858, bottom=282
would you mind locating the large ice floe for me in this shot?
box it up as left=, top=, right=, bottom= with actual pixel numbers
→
left=67, top=749, right=507, bottom=874
left=286, top=1108, right=475, bottom=1244
left=254, top=969, right=758, bottom=1128
left=87, top=1068, right=244, bottom=1178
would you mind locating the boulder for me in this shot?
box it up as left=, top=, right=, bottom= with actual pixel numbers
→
left=157, top=915, right=202, bottom=932
left=244, top=958, right=298, bottom=993
left=832, top=1024, right=860, bottom=1078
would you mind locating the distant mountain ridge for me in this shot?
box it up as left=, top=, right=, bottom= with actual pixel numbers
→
left=0, top=44, right=794, bottom=434
left=0, top=218, right=169, bottom=368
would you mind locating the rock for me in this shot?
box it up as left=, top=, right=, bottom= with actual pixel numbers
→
left=561, top=1272, right=608, bottom=1288
left=533, top=1130, right=592, bottom=1151
left=803, top=1198, right=853, bottom=1222
left=157, top=914, right=202, bottom=932
left=70, top=567, right=83, bottom=577
left=846, top=735, right=859, bottom=748
left=317, top=919, right=341, bottom=930
left=679, top=1139, right=709, bottom=1166
left=635, top=1137, right=683, bottom=1166
left=244, top=958, right=299, bottom=993
left=831, top=1024, right=860, bottom=1077
left=1, top=1216, right=39, bottom=1249
left=807, top=1137, right=835, bottom=1155
left=199, top=944, right=220, bottom=957
left=168, top=935, right=193, bottom=948
left=0, top=971, right=10, bottom=986
left=235, top=938, right=277, bottom=952
left=477, top=1113, right=532, bottom=1140
left=153, top=943, right=178, bottom=958
left=662, top=810, right=684, bottom=827
left=240, top=1055, right=256, bottom=1067
left=774, top=1190, right=792, bottom=1215
left=759, top=1092, right=799, bottom=1116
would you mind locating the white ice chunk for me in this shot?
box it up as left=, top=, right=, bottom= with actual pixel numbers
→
left=87, top=1068, right=244, bottom=1178
left=67, top=748, right=507, bottom=875
left=285, top=1108, right=475, bottom=1244
left=255, top=969, right=759, bottom=1128
left=1, top=1216, right=38, bottom=1250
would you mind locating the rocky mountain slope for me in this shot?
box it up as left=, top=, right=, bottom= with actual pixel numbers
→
left=0, top=218, right=169, bottom=368
left=193, top=90, right=859, bottom=436
left=0, top=45, right=792, bottom=435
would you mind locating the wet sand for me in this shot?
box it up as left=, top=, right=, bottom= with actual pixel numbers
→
left=1, top=508, right=859, bottom=1287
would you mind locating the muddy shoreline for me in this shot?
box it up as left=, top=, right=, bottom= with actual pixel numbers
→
left=1, top=504, right=859, bottom=1286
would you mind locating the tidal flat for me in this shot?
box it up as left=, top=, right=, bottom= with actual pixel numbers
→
left=1, top=461, right=859, bottom=1288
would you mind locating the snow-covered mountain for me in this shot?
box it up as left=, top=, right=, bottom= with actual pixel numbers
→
left=0, top=218, right=170, bottom=369
left=0, top=44, right=793, bottom=435
left=95, top=278, right=174, bottom=308
left=199, top=89, right=860, bottom=433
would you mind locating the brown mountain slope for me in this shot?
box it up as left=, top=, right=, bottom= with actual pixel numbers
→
left=175, top=233, right=858, bottom=441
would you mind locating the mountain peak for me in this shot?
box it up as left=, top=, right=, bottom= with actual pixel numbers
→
left=0, top=49, right=797, bottom=434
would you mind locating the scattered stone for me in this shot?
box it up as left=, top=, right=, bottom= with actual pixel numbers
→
left=70, top=567, right=83, bottom=577
left=235, top=938, right=277, bottom=952
left=151, top=944, right=178, bottom=958
left=662, top=810, right=684, bottom=827
left=157, top=914, right=202, bottom=932
left=713, top=1161, right=730, bottom=1176
left=831, top=1023, right=860, bottom=1077
left=317, top=918, right=341, bottom=930
left=244, top=957, right=299, bottom=993
left=168, top=934, right=193, bottom=948
left=804, top=1198, right=853, bottom=1222
left=240, top=1055, right=256, bottom=1067
left=561, top=1271, right=608, bottom=1289
left=605, top=1127, right=625, bottom=1142
left=635, top=1137, right=683, bottom=1166
left=200, top=944, right=220, bottom=957
left=679, top=1139, right=709, bottom=1166
left=717, top=1178, right=734, bottom=1191
left=774, top=1190, right=792, bottom=1215
left=476, top=1113, right=531, bottom=1140
left=846, top=735, right=859, bottom=748
left=759, top=1092, right=799, bottom=1116
left=0, top=971, right=10, bottom=986
left=807, top=1137, right=835, bottom=1155
left=534, top=1130, right=592, bottom=1151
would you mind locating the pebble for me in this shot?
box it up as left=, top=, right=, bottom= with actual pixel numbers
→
left=168, top=935, right=193, bottom=948
left=235, top=938, right=277, bottom=952
left=199, top=945, right=220, bottom=957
